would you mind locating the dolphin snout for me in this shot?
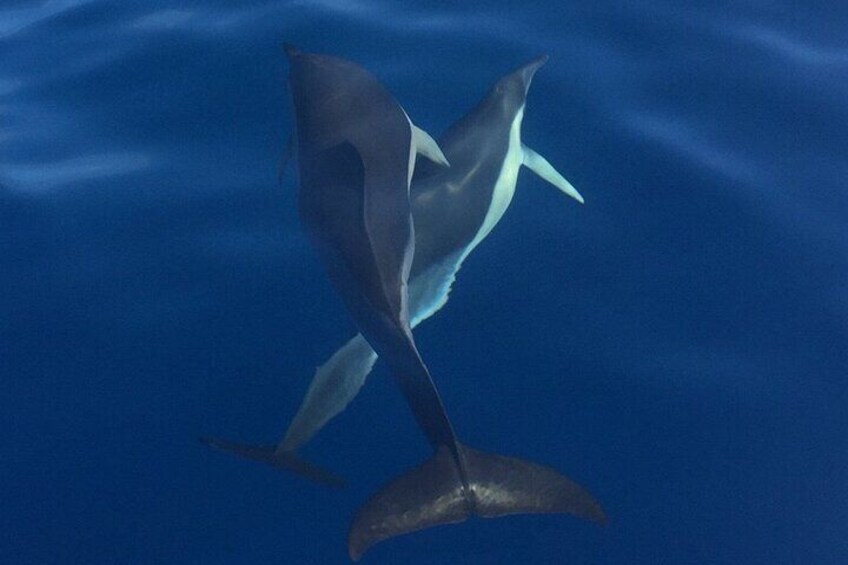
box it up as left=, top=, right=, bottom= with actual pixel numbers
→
left=517, top=54, right=549, bottom=90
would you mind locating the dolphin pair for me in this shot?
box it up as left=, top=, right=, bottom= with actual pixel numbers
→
left=207, top=52, right=585, bottom=472
left=204, top=47, right=602, bottom=559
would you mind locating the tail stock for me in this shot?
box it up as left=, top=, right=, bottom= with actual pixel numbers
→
left=200, top=436, right=345, bottom=488
left=347, top=442, right=604, bottom=560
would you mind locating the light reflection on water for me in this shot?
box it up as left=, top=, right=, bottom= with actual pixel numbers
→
left=2, top=152, right=154, bottom=191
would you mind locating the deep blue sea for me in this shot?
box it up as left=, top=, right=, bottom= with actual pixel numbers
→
left=2, top=1, right=847, bottom=563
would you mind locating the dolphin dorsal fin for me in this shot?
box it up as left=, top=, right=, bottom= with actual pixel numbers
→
left=521, top=144, right=584, bottom=204
left=411, top=124, right=450, bottom=167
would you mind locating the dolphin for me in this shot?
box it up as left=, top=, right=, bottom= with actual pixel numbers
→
left=205, top=47, right=604, bottom=559
left=278, top=56, right=585, bottom=465
left=201, top=46, right=450, bottom=487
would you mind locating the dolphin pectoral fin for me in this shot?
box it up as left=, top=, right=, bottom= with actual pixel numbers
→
left=521, top=144, right=584, bottom=204
left=411, top=124, right=450, bottom=167
left=200, top=436, right=346, bottom=488
left=281, top=334, right=379, bottom=452
left=347, top=443, right=605, bottom=560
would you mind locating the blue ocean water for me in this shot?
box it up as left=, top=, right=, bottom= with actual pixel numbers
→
left=2, top=1, right=846, bottom=563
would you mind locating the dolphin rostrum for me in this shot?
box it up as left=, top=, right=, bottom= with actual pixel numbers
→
left=279, top=56, right=585, bottom=465
left=205, top=47, right=604, bottom=559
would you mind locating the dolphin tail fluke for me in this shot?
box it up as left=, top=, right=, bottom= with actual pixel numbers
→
left=347, top=443, right=605, bottom=560
left=200, top=436, right=345, bottom=488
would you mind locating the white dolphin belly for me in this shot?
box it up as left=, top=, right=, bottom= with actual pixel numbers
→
left=407, top=106, right=526, bottom=326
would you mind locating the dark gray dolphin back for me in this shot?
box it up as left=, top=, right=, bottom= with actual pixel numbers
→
left=410, top=56, right=548, bottom=275
left=287, top=46, right=411, bottom=323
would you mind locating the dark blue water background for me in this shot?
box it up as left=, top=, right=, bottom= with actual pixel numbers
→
left=2, top=1, right=846, bottom=563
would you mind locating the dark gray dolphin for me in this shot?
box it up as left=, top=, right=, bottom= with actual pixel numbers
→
left=202, top=46, right=449, bottom=487
left=279, top=57, right=584, bottom=459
